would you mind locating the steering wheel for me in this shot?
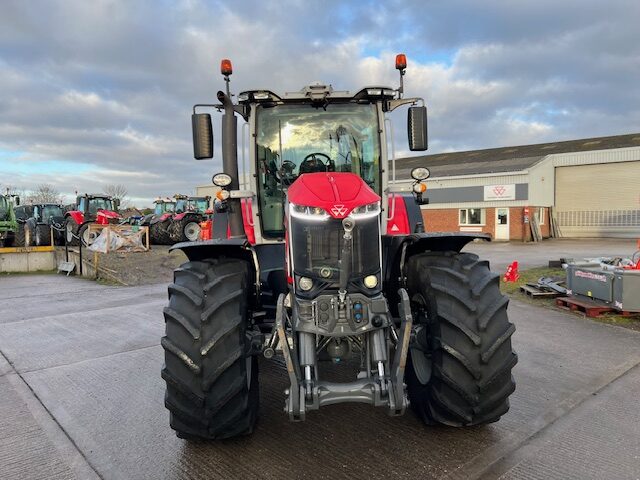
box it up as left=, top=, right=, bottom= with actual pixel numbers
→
left=299, top=153, right=333, bottom=174
left=276, top=160, right=298, bottom=186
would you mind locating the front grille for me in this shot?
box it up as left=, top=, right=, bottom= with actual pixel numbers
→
left=290, top=215, right=380, bottom=281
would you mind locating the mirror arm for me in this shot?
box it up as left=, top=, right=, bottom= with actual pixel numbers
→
left=386, top=97, right=424, bottom=112
left=193, top=103, right=223, bottom=114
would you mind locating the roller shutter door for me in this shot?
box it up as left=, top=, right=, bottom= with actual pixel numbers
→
left=555, top=161, right=640, bottom=237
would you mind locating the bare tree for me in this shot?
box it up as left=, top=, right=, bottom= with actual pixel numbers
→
left=26, top=184, right=63, bottom=204
left=103, top=184, right=129, bottom=207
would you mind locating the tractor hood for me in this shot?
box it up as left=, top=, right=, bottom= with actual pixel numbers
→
left=287, top=172, right=380, bottom=219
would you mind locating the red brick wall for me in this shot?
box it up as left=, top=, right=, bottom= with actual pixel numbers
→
left=421, top=206, right=549, bottom=241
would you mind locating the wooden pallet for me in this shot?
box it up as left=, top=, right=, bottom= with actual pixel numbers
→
left=555, top=296, right=637, bottom=318
left=520, top=284, right=563, bottom=298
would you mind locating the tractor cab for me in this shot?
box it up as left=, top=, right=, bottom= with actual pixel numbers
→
left=154, top=199, right=176, bottom=215
left=64, top=194, right=121, bottom=246
left=174, top=195, right=209, bottom=214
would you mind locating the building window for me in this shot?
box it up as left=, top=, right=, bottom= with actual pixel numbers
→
left=537, top=207, right=545, bottom=225
left=459, top=208, right=485, bottom=225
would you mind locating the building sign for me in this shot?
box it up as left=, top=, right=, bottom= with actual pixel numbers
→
left=484, top=184, right=516, bottom=201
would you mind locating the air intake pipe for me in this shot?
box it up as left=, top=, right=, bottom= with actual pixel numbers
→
left=217, top=90, right=245, bottom=238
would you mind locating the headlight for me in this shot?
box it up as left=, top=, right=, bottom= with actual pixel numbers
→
left=349, top=202, right=380, bottom=219
left=364, top=275, right=378, bottom=288
left=212, top=173, right=232, bottom=187
left=298, top=277, right=313, bottom=291
left=289, top=203, right=329, bottom=221
left=411, top=167, right=430, bottom=181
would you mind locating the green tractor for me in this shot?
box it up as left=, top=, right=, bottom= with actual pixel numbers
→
left=0, top=193, right=20, bottom=247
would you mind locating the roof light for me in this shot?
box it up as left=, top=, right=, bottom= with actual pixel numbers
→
left=220, top=58, right=233, bottom=76
left=366, top=88, right=382, bottom=96
left=383, top=89, right=396, bottom=97
left=395, top=53, right=407, bottom=70
left=253, top=91, right=271, bottom=100
left=238, top=92, right=249, bottom=101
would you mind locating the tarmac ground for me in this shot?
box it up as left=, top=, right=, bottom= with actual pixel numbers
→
left=1, top=238, right=640, bottom=479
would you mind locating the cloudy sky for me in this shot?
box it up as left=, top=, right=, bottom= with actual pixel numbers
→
left=1, top=0, right=639, bottom=206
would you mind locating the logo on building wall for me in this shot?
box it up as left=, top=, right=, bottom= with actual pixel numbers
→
left=484, top=184, right=516, bottom=201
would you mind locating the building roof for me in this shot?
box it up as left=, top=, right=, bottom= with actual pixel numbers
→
left=395, top=132, right=640, bottom=179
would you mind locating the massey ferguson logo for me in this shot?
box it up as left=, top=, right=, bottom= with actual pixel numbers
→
left=493, top=185, right=507, bottom=197
left=331, top=204, right=348, bottom=217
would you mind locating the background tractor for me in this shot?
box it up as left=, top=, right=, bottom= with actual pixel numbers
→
left=168, top=194, right=210, bottom=243
left=161, top=55, right=517, bottom=440
left=0, top=193, right=20, bottom=247
left=22, top=203, right=66, bottom=246
left=141, top=197, right=176, bottom=245
left=64, top=194, right=121, bottom=246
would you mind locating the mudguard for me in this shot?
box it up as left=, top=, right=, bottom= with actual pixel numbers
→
left=65, top=210, right=84, bottom=225
left=382, top=232, right=491, bottom=316
left=171, top=239, right=287, bottom=321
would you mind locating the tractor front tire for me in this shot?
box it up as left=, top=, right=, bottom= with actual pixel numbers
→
left=406, top=251, right=517, bottom=426
left=35, top=224, right=51, bottom=246
left=161, top=258, right=259, bottom=440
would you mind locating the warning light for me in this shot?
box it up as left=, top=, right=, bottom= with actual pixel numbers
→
left=395, top=53, right=407, bottom=70
left=221, top=59, right=233, bottom=76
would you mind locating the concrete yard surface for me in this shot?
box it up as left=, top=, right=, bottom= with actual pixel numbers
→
left=0, top=272, right=639, bottom=479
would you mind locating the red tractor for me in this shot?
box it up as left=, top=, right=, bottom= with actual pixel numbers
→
left=162, top=55, right=517, bottom=440
left=64, top=194, right=121, bottom=246
left=168, top=194, right=210, bottom=243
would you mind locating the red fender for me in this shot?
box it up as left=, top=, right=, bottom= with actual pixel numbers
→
left=173, top=212, right=187, bottom=221
left=65, top=211, right=84, bottom=225
left=386, top=195, right=411, bottom=235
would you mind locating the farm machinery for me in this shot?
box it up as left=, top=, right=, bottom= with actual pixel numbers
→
left=169, top=194, right=210, bottom=243
left=64, top=194, right=121, bottom=246
left=22, top=203, right=66, bottom=246
left=0, top=193, right=20, bottom=247
left=162, top=55, right=517, bottom=440
left=140, top=197, right=176, bottom=245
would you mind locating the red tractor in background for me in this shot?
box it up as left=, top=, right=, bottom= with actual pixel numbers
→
left=64, top=194, right=121, bottom=246
left=161, top=55, right=517, bottom=440
left=141, top=197, right=176, bottom=245
left=169, top=194, right=210, bottom=243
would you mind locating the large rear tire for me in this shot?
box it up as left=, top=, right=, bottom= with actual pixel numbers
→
left=65, top=217, right=80, bottom=246
left=405, top=251, right=517, bottom=426
left=150, top=220, right=172, bottom=245
left=161, top=258, right=259, bottom=440
left=14, top=224, right=26, bottom=247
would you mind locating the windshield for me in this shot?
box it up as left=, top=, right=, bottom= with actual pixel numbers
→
left=256, top=102, right=381, bottom=238
left=175, top=199, right=208, bottom=213
left=155, top=202, right=175, bottom=215
left=88, top=197, right=113, bottom=213
left=41, top=205, right=63, bottom=221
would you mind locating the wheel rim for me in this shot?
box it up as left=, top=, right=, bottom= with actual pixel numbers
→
left=184, top=222, right=201, bottom=241
left=82, top=228, right=95, bottom=246
left=25, top=227, right=31, bottom=246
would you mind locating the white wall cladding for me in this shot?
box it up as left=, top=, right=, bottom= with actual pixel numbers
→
left=549, top=146, right=640, bottom=167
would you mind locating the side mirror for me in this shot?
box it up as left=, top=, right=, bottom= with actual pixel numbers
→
left=192, top=113, right=213, bottom=159
left=407, top=106, right=428, bottom=151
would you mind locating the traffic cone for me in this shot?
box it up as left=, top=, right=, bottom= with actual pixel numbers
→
left=503, top=261, right=520, bottom=282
